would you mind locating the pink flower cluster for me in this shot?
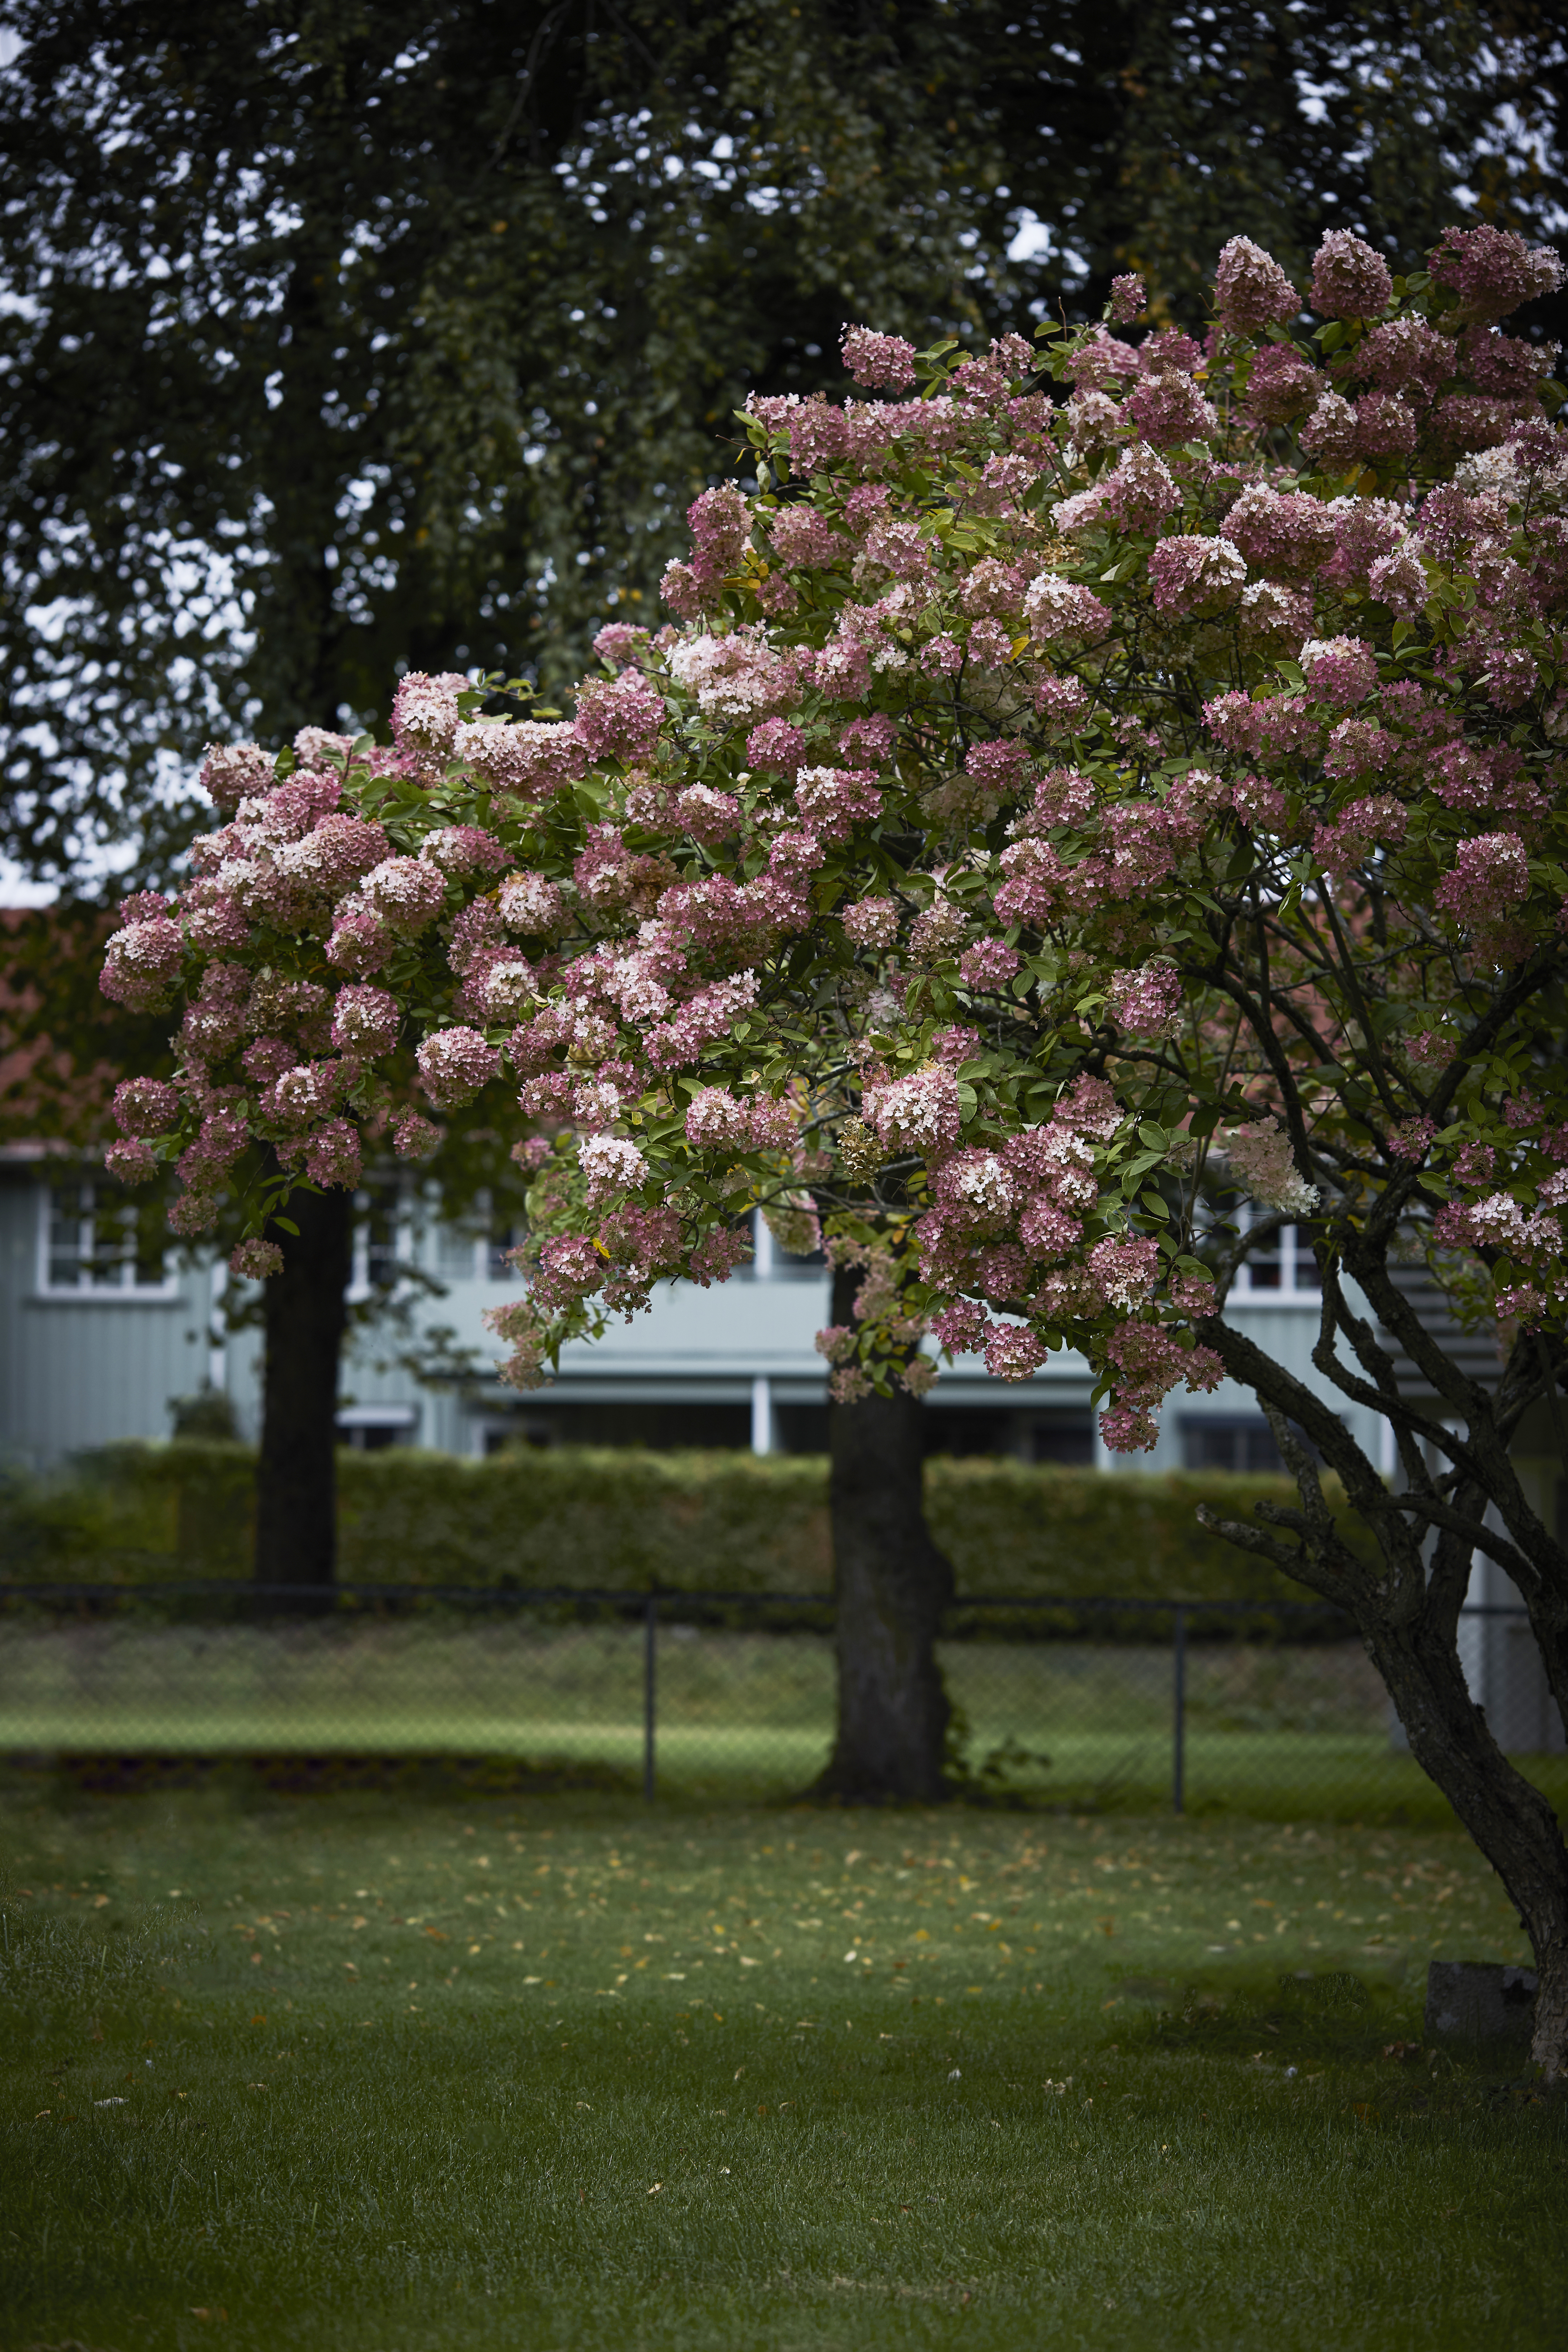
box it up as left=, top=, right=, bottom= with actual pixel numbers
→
left=1429, top=225, right=1563, bottom=325
left=574, top=671, right=665, bottom=762
left=1108, top=274, right=1145, bottom=324
left=1099, top=1322, right=1224, bottom=1452
left=1310, top=230, right=1393, bottom=320
left=391, top=671, right=469, bottom=779
left=421, top=826, right=507, bottom=877
left=1213, top=236, right=1299, bottom=333
left=841, top=324, right=918, bottom=390
left=1148, top=536, right=1246, bottom=616
left=417, top=1026, right=503, bottom=1109
left=330, top=986, right=399, bottom=1055
left=1242, top=345, right=1322, bottom=426
left=453, top=718, right=587, bottom=801
left=866, top=1064, right=963, bottom=1160
left=101, top=914, right=185, bottom=1011
left=199, top=742, right=273, bottom=810
left=842, top=897, right=900, bottom=950
left=113, top=1076, right=180, bottom=1137
left=1108, top=959, right=1183, bottom=1042
left=1025, top=575, right=1112, bottom=646
left=684, top=1085, right=794, bottom=1153
left=1433, top=832, right=1531, bottom=928
left=793, top=766, right=882, bottom=841
left=1224, top=484, right=1338, bottom=581
left=591, top=622, right=651, bottom=670
left=579, top=1132, right=650, bottom=1205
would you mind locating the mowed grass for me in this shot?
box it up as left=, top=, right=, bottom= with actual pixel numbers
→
left=9, top=1619, right=1566, bottom=1825
left=1, top=1785, right=1564, bottom=2352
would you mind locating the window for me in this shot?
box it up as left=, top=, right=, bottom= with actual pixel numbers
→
left=1201, top=1198, right=1321, bottom=1301
left=350, top=1181, right=411, bottom=1297
left=749, top=1205, right=828, bottom=1282
left=336, top=1404, right=420, bottom=1451
left=486, top=1217, right=522, bottom=1282
left=1233, top=1215, right=1321, bottom=1300
left=1182, top=1415, right=1286, bottom=1474
left=428, top=1197, right=522, bottom=1283
left=39, top=1178, right=175, bottom=1297
left=435, top=1221, right=480, bottom=1281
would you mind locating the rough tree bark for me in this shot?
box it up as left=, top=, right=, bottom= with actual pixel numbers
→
left=254, top=1178, right=351, bottom=1594
left=812, top=1265, right=955, bottom=1802
left=1195, top=1245, right=1568, bottom=2080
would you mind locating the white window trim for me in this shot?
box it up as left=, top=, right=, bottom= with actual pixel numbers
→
left=347, top=1176, right=418, bottom=1302
left=1230, top=1206, right=1323, bottom=1305
left=34, top=1176, right=180, bottom=1301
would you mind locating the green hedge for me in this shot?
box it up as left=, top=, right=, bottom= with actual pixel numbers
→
left=0, top=1440, right=1364, bottom=1607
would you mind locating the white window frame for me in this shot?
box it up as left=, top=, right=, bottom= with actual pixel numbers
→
left=1230, top=1205, right=1322, bottom=1304
left=438, top=1186, right=522, bottom=1285
left=348, top=1176, right=418, bottom=1302
left=35, top=1175, right=179, bottom=1301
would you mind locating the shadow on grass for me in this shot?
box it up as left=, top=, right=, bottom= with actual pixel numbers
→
left=5, top=1750, right=641, bottom=1800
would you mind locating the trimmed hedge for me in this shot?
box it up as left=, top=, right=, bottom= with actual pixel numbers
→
left=0, top=1440, right=1364, bottom=1606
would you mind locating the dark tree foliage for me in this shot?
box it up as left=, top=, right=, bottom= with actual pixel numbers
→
left=1, top=1, right=1562, bottom=892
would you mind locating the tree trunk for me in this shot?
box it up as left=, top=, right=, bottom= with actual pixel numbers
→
left=1364, top=1610, right=1568, bottom=2079
left=254, top=1181, right=351, bottom=1594
left=1194, top=1310, right=1568, bottom=2078
left=813, top=1267, right=954, bottom=1803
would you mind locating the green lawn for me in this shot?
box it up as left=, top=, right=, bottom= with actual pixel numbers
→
left=6, top=1619, right=1567, bottom=1826
left=1, top=1783, right=1563, bottom=2351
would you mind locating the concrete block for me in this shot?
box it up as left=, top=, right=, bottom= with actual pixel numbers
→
left=1425, top=1959, right=1538, bottom=2043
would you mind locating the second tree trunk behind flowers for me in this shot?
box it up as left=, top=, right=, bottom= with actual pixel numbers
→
left=814, top=1263, right=954, bottom=1802
left=254, top=1175, right=351, bottom=1597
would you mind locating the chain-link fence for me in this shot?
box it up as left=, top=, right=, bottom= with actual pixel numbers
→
left=1, top=1587, right=1563, bottom=1822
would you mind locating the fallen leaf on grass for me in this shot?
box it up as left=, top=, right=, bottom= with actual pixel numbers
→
left=189, top=2308, right=228, bottom=2322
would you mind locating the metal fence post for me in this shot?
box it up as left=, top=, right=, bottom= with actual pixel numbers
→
left=643, top=1592, right=658, bottom=1803
left=1172, top=1605, right=1186, bottom=1815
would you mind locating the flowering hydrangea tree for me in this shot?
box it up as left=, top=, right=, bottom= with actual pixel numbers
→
left=108, top=222, right=1568, bottom=2063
